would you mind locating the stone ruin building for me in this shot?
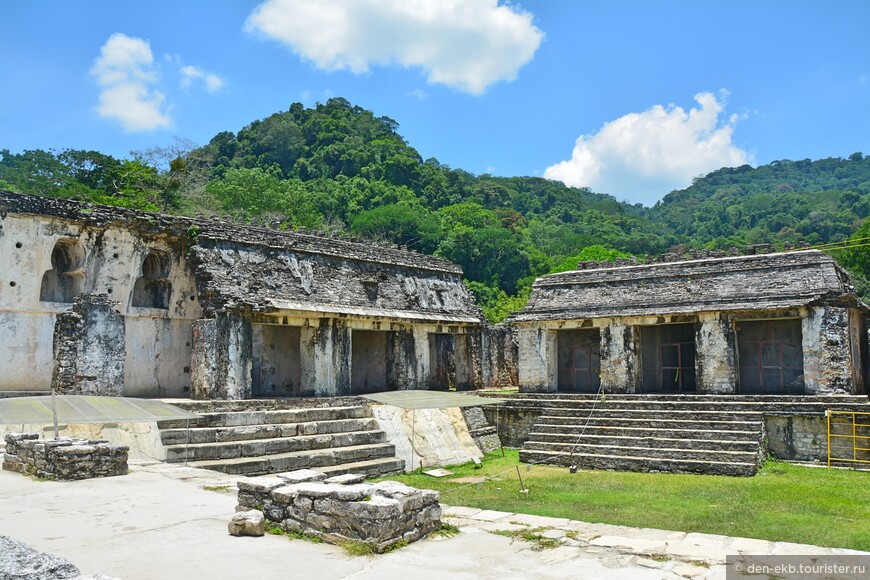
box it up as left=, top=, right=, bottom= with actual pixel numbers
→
left=510, top=249, right=869, bottom=396
left=0, top=190, right=512, bottom=400
left=2, top=190, right=868, bottom=477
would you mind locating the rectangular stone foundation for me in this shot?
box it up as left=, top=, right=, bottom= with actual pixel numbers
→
left=236, top=469, right=441, bottom=552
left=3, top=433, right=128, bottom=480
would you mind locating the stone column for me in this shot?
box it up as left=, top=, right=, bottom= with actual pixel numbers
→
left=52, top=293, right=125, bottom=396
left=386, top=327, right=423, bottom=390
left=455, top=332, right=474, bottom=391
left=516, top=325, right=556, bottom=393
left=300, top=318, right=351, bottom=396
left=696, top=313, right=737, bottom=394
left=599, top=321, right=638, bottom=393
left=802, top=306, right=852, bottom=394
left=189, top=311, right=253, bottom=400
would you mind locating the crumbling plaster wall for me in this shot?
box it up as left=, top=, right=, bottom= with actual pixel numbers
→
left=52, top=293, right=125, bottom=395
left=802, top=306, right=853, bottom=394
left=696, top=313, right=736, bottom=394
left=0, top=213, right=201, bottom=396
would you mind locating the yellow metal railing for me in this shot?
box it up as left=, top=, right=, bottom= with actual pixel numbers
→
left=827, top=410, right=870, bottom=467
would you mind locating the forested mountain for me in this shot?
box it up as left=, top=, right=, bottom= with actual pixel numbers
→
left=2, top=98, right=869, bottom=320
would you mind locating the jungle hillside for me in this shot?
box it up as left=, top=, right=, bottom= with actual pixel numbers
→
left=2, top=98, right=869, bottom=321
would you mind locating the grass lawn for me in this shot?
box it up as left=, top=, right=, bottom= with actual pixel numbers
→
left=379, top=449, right=870, bottom=551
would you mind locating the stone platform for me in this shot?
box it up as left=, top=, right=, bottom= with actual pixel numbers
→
left=237, top=469, right=441, bottom=552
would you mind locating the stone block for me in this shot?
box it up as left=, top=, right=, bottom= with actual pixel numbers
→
left=324, top=473, right=366, bottom=485
left=277, top=468, right=327, bottom=484
left=236, top=476, right=287, bottom=494
left=228, top=510, right=265, bottom=537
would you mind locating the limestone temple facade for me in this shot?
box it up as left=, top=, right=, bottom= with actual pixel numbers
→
left=511, top=250, right=869, bottom=396
left=2, top=190, right=868, bottom=401
left=0, top=191, right=513, bottom=400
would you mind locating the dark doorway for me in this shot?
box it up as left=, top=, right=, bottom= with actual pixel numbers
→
left=429, top=334, right=456, bottom=390
left=736, top=319, right=804, bottom=394
left=351, top=330, right=387, bottom=394
left=252, top=325, right=302, bottom=397
left=557, top=329, right=601, bottom=392
left=640, top=324, right=696, bottom=392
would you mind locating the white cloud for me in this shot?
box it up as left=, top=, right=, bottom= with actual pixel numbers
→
left=90, top=33, right=171, bottom=132
left=544, top=91, right=752, bottom=206
left=179, top=65, right=224, bottom=93
left=245, top=0, right=543, bottom=95
left=407, top=88, right=428, bottom=101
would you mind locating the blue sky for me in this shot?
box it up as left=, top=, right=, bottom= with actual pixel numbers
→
left=2, top=0, right=868, bottom=206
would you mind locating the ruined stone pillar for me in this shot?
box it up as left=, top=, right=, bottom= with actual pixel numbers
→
left=516, top=326, right=556, bottom=393
left=386, top=327, right=423, bottom=390
left=802, top=306, right=852, bottom=394
left=599, top=321, right=638, bottom=393
left=52, top=293, right=125, bottom=395
left=696, top=314, right=736, bottom=394
left=190, top=311, right=253, bottom=400
left=300, top=318, right=351, bottom=396
left=454, top=333, right=473, bottom=391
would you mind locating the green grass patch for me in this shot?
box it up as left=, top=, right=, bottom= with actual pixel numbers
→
left=377, top=449, right=870, bottom=551
left=339, top=538, right=410, bottom=555
left=202, top=485, right=231, bottom=493
left=430, top=522, right=461, bottom=538
left=265, top=522, right=323, bottom=543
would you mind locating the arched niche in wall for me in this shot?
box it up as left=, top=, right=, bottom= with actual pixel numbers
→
left=132, top=250, right=172, bottom=309
left=40, top=239, right=86, bottom=303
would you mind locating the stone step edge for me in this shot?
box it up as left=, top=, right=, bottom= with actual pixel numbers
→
left=314, top=457, right=407, bottom=476
left=532, top=424, right=760, bottom=436
left=536, top=417, right=764, bottom=425
left=163, top=429, right=384, bottom=451
left=537, top=409, right=765, bottom=416
left=182, top=405, right=369, bottom=419
left=184, top=442, right=396, bottom=468
left=519, top=449, right=758, bottom=468
left=527, top=432, right=760, bottom=445
left=524, top=441, right=758, bottom=458
left=159, top=417, right=376, bottom=435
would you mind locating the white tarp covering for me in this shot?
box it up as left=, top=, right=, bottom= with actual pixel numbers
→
left=0, top=395, right=198, bottom=425
left=363, top=390, right=506, bottom=410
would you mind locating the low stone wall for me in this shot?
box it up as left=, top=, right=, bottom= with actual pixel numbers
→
left=765, top=416, right=827, bottom=462
left=236, top=469, right=441, bottom=552
left=482, top=405, right=543, bottom=448
left=3, top=433, right=128, bottom=480
left=461, top=406, right=502, bottom=453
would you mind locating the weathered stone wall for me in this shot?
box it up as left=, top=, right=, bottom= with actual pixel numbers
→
left=802, top=306, right=852, bottom=395
left=461, top=406, right=502, bottom=453
left=236, top=470, right=440, bottom=552
left=696, top=313, right=737, bottom=394
left=482, top=406, right=544, bottom=448
left=0, top=200, right=201, bottom=396
left=457, top=324, right=518, bottom=390
left=515, top=326, right=556, bottom=392
left=3, top=433, right=128, bottom=480
left=190, top=311, right=253, bottom=400
left=599, top=322, right=639, bottom=394
left=764, top=416, right=827, bottom=461
left=51, top=293, right=125, bottom=395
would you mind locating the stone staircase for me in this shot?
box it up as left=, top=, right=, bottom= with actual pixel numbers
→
left=157, top=398, right=404, bottom=477
left=516, top=394, right=870, bottom=477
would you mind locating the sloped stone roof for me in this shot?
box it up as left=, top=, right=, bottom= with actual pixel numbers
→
left=511, top=250, right=863, bottom=323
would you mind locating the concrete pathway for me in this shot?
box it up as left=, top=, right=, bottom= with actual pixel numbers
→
left=0, top=460, right=865, bottom=580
